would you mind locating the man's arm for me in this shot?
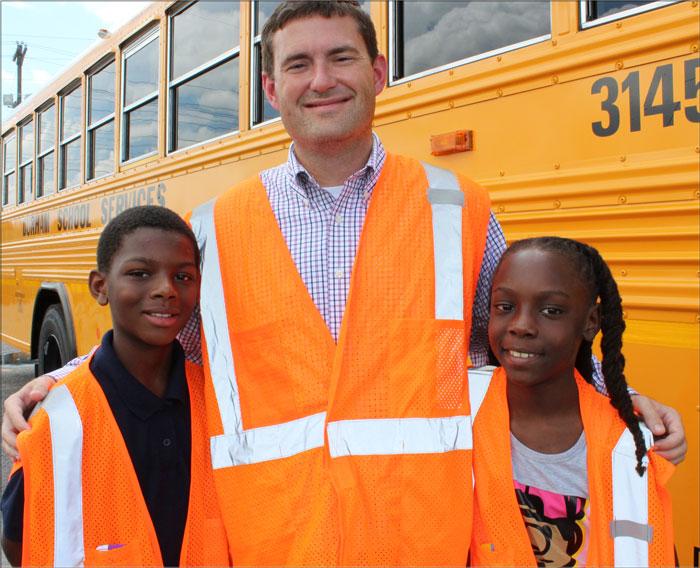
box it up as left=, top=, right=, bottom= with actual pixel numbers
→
left=469, top=212, right=687, bottom=464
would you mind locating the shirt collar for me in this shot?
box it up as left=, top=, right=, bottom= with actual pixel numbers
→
left=90, top=330, right=188, bottom=420
left=285, top=132, right=384, bottom=198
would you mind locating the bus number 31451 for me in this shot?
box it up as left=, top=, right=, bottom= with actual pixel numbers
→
left=591, top=58, right=699, bottom=137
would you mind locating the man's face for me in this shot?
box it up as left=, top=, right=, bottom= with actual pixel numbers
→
left=262, top=15, right=387, bottom=150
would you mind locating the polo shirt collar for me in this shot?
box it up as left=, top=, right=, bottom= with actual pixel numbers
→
left=90, top=330, right=188, bottom=421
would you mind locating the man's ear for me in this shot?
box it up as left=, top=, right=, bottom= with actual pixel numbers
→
left=261, top=72, right=280, bottom=111
left=89, top=270, right=109, bottom=306
left=583, top=302, right=600, bottom=342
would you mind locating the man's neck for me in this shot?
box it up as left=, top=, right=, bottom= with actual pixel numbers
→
left=293, top=134, right=374, bottom=187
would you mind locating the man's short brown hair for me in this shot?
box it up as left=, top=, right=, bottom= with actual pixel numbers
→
left=261, top=1, right=378, bottom=76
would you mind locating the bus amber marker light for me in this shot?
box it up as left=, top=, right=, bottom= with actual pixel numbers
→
left=430, top=130, right=473, bottom=156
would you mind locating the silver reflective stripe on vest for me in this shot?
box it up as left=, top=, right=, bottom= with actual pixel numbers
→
left=468, top=366, right=495, bottom=422
left=43, top=385, right=85, bottom=567
left=210, top=412, right=326, bottom=467
left=423, top=162, right=464, bottom=321
left=327, top=415, right=470, bottom=457
left=611, top=425, right=653, bottom=567
left=192, top=200, right=325, bottom=468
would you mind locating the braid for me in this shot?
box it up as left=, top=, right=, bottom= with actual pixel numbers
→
left=587, top=246, right=648, bottom=476
left=504, top=236, right=648, bottom=476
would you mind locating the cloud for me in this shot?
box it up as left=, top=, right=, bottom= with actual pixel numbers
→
left=402, top=1, right=550, bottom=78
left=81, top=1, right=152, bottom=31
left=2, top=70, right=14, bottom=82
left=30, top=68, right=53, bottom=85
left=4, top=1, right=34, bottom=10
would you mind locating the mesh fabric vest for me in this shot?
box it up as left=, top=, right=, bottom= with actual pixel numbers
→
left=471, top=368, right=675, bottom=567
left=17, top=358, right=229, bottom=567
left=196, top=154, right=491, bottom=566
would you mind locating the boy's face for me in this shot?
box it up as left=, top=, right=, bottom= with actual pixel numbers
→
left=89, top=227, right=199, bottom=352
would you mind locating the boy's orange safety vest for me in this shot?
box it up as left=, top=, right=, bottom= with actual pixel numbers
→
left=17, top=358, right=230, bottom=567
left=190, top=155, right=492, bottom=566
left=470, top=368, right=675, bottom=567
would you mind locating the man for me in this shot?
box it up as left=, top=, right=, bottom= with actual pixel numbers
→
left=2, top=2, right=686, bottom=566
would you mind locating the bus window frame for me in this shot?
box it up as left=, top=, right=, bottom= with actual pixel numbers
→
left=36, top=100, right=57, bottom=199
left=18, top=117, right=35, bottom=205
left=249, top=0, right=281, bottom=129
left=387, top=0, right=552, bottom=87
left=580, top=0, right=680, bottom=29
left=58, top=81, right=83, bottom=191
left=166, top=0, right=242, bottom=154
left=2, top=131, right=17, bottom=207
left=86, top=57, right=116, bottom=182
left=121, top=26, right=160, bottom=165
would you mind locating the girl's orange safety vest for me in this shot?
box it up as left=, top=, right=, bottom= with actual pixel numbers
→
left=190, top=154, right=492, bottom=566
left=470, top=368, right=675, bottom=567
left=16, top=358, right=230, bottom=567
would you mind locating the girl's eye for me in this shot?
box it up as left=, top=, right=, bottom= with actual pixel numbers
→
left=541, top=306, right=563, bottom=316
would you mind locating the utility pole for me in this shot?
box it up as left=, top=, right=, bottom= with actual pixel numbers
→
left=12, top=42, right=28, bottom=108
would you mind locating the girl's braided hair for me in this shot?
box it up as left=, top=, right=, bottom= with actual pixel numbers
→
left=502, top=236, right=648, bottom=476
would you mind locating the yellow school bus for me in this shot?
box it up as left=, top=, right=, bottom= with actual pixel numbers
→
left=1, top=1, right=697, bottom=562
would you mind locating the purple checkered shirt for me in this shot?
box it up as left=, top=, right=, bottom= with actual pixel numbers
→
left=51, top=134, right=607, bottom=392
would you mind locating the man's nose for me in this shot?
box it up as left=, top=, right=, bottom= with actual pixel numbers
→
left=309, top=62, right=337, bottom=93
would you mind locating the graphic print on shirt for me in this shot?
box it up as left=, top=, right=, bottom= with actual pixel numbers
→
left=514, top=480, right=589, bottom=567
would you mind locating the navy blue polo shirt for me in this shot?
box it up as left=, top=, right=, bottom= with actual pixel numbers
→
left=1, top=331, right=192, bottom=567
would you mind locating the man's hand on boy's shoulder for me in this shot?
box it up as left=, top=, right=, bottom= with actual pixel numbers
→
left=1, top=375, right=55, bottom=460
left=632, top=394, right=687, bottom=465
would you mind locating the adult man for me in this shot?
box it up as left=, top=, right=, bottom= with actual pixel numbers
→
left=2, top=2, right=686, bottom=566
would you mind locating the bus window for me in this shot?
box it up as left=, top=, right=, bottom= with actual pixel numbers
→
left=122, top=28, right=159, bottom=162
left=2, top=134, right=16, bottom=207
left=59, top=85, right=82, bottom=190
left=87, top=60, right=115, bottom=180
left=168, top=1, right=240, bottom=152
left=250, top=1, right=281, bottom=127
left=390, top=1, right=550, bottom=83
left=581, top=1, right=678, bottom=27
left=18, top=120, right=34, bottom=204
left=37, top=104, right=56, bottom=197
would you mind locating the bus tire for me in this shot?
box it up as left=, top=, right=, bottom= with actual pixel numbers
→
left=38, top=305, right=71, bottom=376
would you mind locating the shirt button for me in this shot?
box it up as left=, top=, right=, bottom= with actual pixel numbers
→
left=335, top=213, right=343, bottom=224
left=163, top=438, right=172, bottom=447
left=335, top=269, right=344, bottom=279
left=303, top=199, right=310, bottom=208
left=363, top=191, right=370, bottom=201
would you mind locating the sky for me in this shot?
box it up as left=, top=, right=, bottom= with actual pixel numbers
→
left=1, top=1, right=151, bottom=125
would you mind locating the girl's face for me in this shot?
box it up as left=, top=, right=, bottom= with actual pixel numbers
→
left=488, top=247, right=600, bottom=389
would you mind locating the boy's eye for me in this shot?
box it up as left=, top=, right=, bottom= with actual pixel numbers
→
left=493, top=302, right=513, bottom=313
left=127, top=270, right=149, bottom=278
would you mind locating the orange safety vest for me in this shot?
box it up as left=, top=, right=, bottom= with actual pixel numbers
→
left=470, top=367, right=675, bottom=567
left=190, top=154, right=492, bottom=566
left=16, top=357, right=230, bottom=567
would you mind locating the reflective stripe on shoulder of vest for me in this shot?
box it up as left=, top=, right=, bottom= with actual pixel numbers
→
left=42, top=384, right=85, bottom=567
left=611, top=424, right=653, bottom=567
left=422, top=162, right=464, bottom=321
left=194, top=163, right=471, bottom=467
left=191, top=199, right=325, bottom=468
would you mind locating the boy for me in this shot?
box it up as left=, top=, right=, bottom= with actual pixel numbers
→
left=1, top=206, right=229, bottom=566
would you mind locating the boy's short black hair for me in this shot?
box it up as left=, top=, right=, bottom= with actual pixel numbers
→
left=96, top=206, right=200, bottom=272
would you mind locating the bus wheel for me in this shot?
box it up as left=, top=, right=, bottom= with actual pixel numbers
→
left=38, top=305, right=70, bottom=375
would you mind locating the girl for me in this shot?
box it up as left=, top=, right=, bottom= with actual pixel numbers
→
left=470, top=237, right=674, bottom=567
